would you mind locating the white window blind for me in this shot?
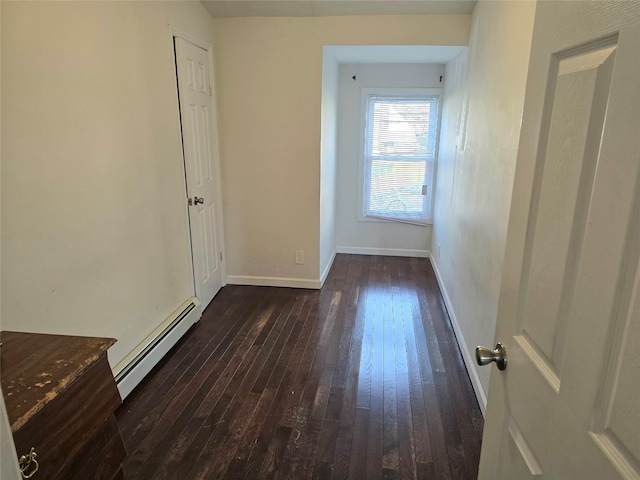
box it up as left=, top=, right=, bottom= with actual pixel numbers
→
left=363, top=95, right=439, bottom=225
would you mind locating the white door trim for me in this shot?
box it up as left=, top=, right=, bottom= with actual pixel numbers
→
left=169, top=27, right=226, bottom=293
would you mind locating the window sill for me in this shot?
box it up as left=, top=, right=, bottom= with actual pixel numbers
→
left=357, top=214, right=431, bottom=227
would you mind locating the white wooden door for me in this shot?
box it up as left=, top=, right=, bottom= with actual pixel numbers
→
left=479, top=1, right=640, bottom=479
left=175, top=37, right=223, bottom=309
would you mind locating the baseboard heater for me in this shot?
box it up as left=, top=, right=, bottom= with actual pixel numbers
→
left=114, top=297, right=202, bottom=400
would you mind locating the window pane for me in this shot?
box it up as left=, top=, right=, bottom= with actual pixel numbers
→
left=369, top=98, right=437, bottom=159
left=368, top=160, right=426, bottom=216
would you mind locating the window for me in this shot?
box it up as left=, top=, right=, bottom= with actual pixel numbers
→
left=361, top=89, right=441, bottom=225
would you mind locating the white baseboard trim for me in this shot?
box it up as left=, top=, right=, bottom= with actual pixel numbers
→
left=336, top=246, right=430, bottom=258
left=430, top=257, right=488, bottom=415
left=226, top=275, right=321, bottom=290
left=113, top=297, right=202, bottom=400
left=320, top=249, right=337, bottom=288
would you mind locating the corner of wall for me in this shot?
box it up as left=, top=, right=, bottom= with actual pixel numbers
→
left=320, top=249, right=337, bottom=288
left=429, top=255, right=488, bottom=413
left=429, top=0, right=536, bottom=416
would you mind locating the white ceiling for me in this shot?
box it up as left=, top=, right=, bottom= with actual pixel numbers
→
left=325, top=45, right=466, bottom=64
left=201, top=0, right=476, bottom=18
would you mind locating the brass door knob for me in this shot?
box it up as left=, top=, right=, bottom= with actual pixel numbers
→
left=476, top=343, right=507, bottom=370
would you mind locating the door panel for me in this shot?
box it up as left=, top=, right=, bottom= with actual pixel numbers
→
left=496, top=415, right=543, bottom=479
left=519, top=42, right=615, bottom=376
left=480, top=2, right=640, bottom=478
left=590, top=215, right=640, bottom=477
left=175, top=37, right=223, bottom=309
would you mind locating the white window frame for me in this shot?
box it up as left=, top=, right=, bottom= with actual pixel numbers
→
left=358, top=87, right=443, bottom=226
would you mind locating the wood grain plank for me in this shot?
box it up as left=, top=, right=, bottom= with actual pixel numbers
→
left=115, top=255, right=484, bottom=480
left=128, top=291, right=283, bottom=478
left=423, top=384, right=453, bottom=480
left=121, top=289, right=267, bottom=459
left=393, top=263, right=417, bottom=480
left=242, top=370, right=295, bottom=479
left=332, top=259, right=370, bottom=479
left=170, top=292, right=298, bottom=479
left=244, top=293, right=324, bottom=478
left=400, top=280, right=433, bottom=466
left=366, top=276, right=386, bottom=480
left=347, top=407, right=370, bottom=479
left=315, top=418, right=339, bottom=465
left=356, top=283, right=374, bottom=410
left=261, top=425, right=292, bottom=479
left=382, top=267, right=399, bottom=474
left=312, top=461, right=333, bottom=480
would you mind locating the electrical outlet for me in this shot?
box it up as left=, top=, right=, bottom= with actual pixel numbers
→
left=295, top=250, right=304, bottom=265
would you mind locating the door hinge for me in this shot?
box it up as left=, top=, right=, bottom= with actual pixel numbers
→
left=219, top=252, right=223, bottom=261
left=209, top=85, right=212, bottom=97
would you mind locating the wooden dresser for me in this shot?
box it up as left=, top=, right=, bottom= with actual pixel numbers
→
left=1, top=332, right=126, bottom=479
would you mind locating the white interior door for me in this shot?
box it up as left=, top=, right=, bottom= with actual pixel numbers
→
left=175, top=37, right=223, bottom=309
left=479, top=2, right=640, bottom=478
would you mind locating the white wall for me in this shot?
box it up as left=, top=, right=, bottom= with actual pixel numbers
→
left=431, top=0, right=536, bottom=409
left=1, top=1, right=216, bottom=367
left=319, top=52, right=339, bottom=284
left=335, top=63, right=443, bottom=255
left=213, top=15, right=470, bottom=287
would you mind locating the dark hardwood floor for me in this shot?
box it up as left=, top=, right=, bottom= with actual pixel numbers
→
left=116, top=254, right=484, bottom=479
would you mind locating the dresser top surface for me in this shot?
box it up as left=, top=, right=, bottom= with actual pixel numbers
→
left=1, top=331, right=116, bottom=431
